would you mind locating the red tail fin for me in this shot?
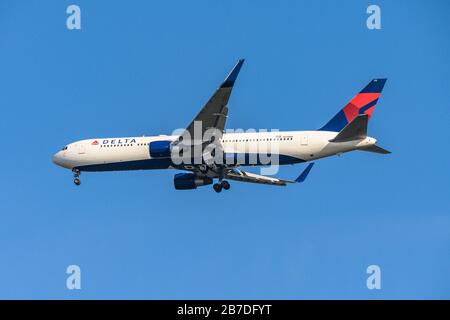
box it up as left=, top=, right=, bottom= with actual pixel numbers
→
left=319, top=79, right=387, bottom=132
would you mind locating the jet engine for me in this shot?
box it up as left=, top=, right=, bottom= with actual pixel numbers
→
left=173, top=173, right=213, bottom=190
left=149, top=140, right=172, bottom=158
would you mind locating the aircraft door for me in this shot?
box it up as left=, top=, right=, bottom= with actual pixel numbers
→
left=77, top=143, right=86, bottom=155
left=301, top=134, right=308, bottom=146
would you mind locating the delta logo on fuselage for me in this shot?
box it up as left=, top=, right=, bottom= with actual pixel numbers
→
left=92, top=139, right=138, bottom=145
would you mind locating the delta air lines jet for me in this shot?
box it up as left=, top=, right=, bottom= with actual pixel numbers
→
left=52, top=59, right=390, bottom=192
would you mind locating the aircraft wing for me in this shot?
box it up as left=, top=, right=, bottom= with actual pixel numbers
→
left=183, top=59, right=244, bottom=140
left=224, top=163, right=314, bottom=186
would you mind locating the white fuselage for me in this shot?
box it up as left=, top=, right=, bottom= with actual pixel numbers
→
left=52, top=130, right=376, bottom=172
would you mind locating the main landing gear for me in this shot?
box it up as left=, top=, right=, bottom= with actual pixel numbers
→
left=73, top=169, right=81, bottom=186
left=213, top=180, right=230, bottom=193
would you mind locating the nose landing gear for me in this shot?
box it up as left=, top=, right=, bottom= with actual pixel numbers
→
left=73, top=169, right=81, bottom=186
left=213, top=180, right=230, bottom=193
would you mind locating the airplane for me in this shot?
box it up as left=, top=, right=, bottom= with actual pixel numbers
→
left=52, top=59, right=390, bottom=192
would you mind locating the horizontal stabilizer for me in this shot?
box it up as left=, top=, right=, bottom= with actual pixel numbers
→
left=359, top=144, right=391, bottom=154
left=330, top=114, right=368, bottom=142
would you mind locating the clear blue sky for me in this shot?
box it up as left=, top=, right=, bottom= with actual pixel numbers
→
left=0, top=0, right=449, bottom=299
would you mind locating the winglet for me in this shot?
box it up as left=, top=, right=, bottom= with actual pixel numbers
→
left=295, top=163, right=314, bottom=183
left=220, top=59, right=245, bottom=88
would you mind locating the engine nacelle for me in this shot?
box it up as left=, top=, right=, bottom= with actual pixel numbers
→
left=174, top=173, right=213, bottom=190
left=149, top=140, right=171, bottom=158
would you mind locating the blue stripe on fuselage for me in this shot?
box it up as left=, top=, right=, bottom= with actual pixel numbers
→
left=75, top=158, right=173, bottom=172
left=74, top=153, right=305, bottom=172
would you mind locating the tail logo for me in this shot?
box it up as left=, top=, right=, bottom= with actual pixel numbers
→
left=343, top=92, right=380, bottom=121
left=319, top=79, right=386, bottom=132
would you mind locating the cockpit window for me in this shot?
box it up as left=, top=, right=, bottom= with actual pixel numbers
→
left=61, top=146, right=68, bottom=151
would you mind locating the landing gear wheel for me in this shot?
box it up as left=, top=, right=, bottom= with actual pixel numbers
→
left=213, top=183, right=222, bottom=193
left=73, top=169, right=81, bottom=186
left=221, top=180, right=230, bottom=190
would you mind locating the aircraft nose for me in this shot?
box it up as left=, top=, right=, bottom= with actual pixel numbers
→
left=52, top=151, right=63, bottom=165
